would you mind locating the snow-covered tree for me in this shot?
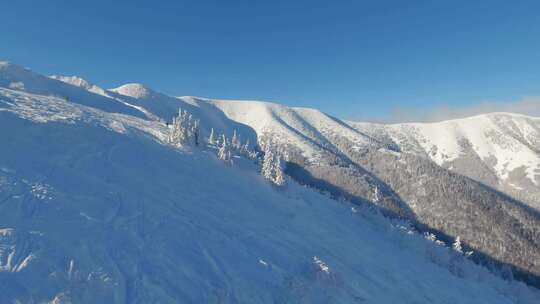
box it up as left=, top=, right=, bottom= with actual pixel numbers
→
left=261, top=141, right=286, bottom=186
left=313, top=256, right=330, bottom=274
left=167, top=114, right=180, bottom=147
left=218, top=134, right=232, bottom=164
left=231, top=130, right=241, bottom=149
left=274, top=157, right=285, bottom=186
left=373, top=185, right=380, bottom=203
left=452, top=236, right=463, bottom=253
left=424, top=232, right=437, bottom=242
left=208, top=128, right=216, bottom=145
left=215, top=132, right=222, bottom=146
left=242, top=139, right=250, bottom=153
left=240, top=139, right=258, bottom=159
left=168, top=109, right=200, bottom=147
left=192, top=120, right=200, bottom=146
left=261, top=147, right=274, bottom=180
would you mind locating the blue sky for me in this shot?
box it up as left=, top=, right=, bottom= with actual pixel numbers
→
left=1, top=0, right=540, bottom=120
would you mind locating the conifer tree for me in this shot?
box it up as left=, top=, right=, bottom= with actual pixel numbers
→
left=167, top=108, right=200, bottom=147
left=261, top=147, right=275, bottom=181
left=274, top=157, right=286, bottom=186
left=218, top=134, right=232, bottom=164
left=243, top=139, right=250, bottom=153
left=261, top=141, right=286, bottom=186
left=208, top=128, right=216, bottom=145
left=232, top=130, right=239, bottom=149
left=452, top=236, right=463, bottom=253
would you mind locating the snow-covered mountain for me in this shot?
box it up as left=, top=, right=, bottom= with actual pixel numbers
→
left=29, top=63, right=540, bottom=285
left=349, top=114, right=540, bottom=209
left=210, top=100, right=375, bottom=162
left=49, top=75, right=109, bottom=97
left=203, top=99, right=540, bottom=287
left=1, top=61, right=539, bottom=302
left=0, top=62, right=144, bottom=119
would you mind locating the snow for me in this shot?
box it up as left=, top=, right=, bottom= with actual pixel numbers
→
left=0, top=62, right=147, bottom=119
left=211, top=99, right=374, bottom=163
left=15, top=254, right=35, bottom=272
left=0, top=63, right=539, bottom=302
left=312, top=256, right=330, bottom=274
left=109, top=83, right=153, bottom=99
left=350, top=113, right=540, bottom=185
left=50, top=75, right=109, bottom=97
left=0, top=87, right=168, bottom=142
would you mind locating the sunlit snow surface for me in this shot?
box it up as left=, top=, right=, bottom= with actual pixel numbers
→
left=350, top=114, right=540, bottom=186
left=210, top=99, right=374, bottom=163
left=0, top=76, right=538, bottom=303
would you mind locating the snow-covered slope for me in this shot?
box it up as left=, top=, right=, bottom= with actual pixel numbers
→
left=110, top=83, right=154, bottom=99
left=0, top=62, right=145, bottom=120
left=349, top=114, right=540, bottom=208
left=19, top=63, right=540, bottom=284
left=211, top=99, right=376, bottom=163
left=208, top=98, right=540, bottom=285
left=1, top=80, right=538, bottom=303
left=2, top=61, right=540, bottom=302
left=208, top=99, right=414, bottom=220
left=49, top=75, right=109, bottom=97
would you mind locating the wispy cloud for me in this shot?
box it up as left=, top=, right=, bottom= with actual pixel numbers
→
left=361, top=96, right=540, bottom=123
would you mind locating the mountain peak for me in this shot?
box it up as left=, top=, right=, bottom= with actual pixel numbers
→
left=50, top=75, right=92, bottom=90
left=0, top=61, right=33, bottom=78
left=110, top=83, right=154, bottom=99
left=404, top=111, right=537, bottom=126
left=0, top=61, right=39, bottom=91
left=49, top=75, right=108, bottom=96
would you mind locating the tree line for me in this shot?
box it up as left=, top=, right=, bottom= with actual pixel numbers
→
left=167, top=108, right=286, bottom=187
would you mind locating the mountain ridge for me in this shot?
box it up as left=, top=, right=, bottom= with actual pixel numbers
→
left=2, top=61, right=540, bottom=293
left=3, top=68, right=539, bottom=303
left=349, top=113, right=540, bottom=209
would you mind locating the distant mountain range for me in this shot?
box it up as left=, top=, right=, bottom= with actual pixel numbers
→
left=351, top=113, right=540, bottom=209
